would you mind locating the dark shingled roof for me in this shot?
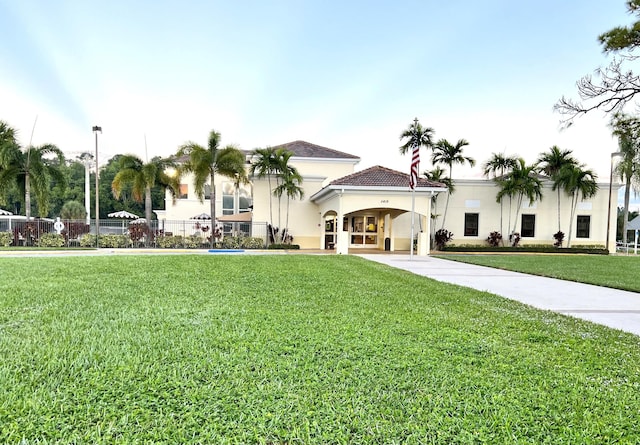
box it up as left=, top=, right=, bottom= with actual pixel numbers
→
left=330, top=166, right=445, bottom=188
left=272, top=140, right=360, bottom=160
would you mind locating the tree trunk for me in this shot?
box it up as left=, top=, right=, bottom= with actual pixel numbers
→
left=145, top=186, right=152, bottom=247
left=556, top=188, right=562, bottom=233
left=25, top=173, right=31, bottom=220
left=210, top=171, right=216, bottom=248
left=441, top=164, right=452, bottom=230
left=623, top=177, right=631, bottom=244
left=567, top=192, right=578, bottom=248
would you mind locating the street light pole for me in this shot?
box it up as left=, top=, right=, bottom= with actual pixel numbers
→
left=606, top=151, right=623, bottom=253
left=92, top=126, right=102, bottom=247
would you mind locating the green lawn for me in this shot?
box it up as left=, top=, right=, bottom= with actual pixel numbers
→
left=1, top=255, right=639, bottom=444
left=437, top=254, right=640, bottom=292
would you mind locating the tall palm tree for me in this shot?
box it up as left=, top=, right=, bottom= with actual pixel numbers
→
left=111, top=155, right=180, bottom=227
left=250, top=147, right=278, bottom=241
left=273, top=168, right=304, bottom=242
left=177, top=130, right=247, bottom=247
left=399, top=119, right=435, bottom=155
left=431, top=138, right=475, bottom=229
left=273, top=148, right=297, bottom=230
left=536, top=146, right=578, bottom=239
left=423, top=166, right=451, bottom=236
left=496, top=158, right=543, bottom=237
left=483, top=152, right=518, bottom=242
left=0, top=124, right=66, bottom=219
left=610, top=113, right=640, bottom=244
left=558, top=164, right=598, bottom=247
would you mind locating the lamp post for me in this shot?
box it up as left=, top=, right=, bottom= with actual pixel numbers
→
left=606, top=151, right=623, bottom=253
left=92, top=126, right=102, bottom=246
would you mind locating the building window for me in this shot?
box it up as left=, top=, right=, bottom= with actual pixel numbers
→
left=464, top=213, right=479, bottom=236
left=576, top=215, right=591, bottom=238
left=178, top=184, right=188, bottom=199
left=521, top=214, right=535, bottom=237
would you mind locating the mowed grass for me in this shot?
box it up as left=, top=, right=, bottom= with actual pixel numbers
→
left=437, top=254, right=640, bottom=292
left=1, top=255, right=639, bottom=444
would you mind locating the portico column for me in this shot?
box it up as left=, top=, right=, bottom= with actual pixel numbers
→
left=335, top=192, right=349, bottom=254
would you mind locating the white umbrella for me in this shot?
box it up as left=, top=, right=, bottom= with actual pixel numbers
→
left=108, top=210, right=139, bottom=219
left=190, top=213, right=211, bottom=220
left=0, top=208, right=13, bottom=216
left=129, top=218, right=147, bottom=224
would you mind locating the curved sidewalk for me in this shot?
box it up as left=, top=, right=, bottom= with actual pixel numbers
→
left=358, top=254, right=640, bottom=337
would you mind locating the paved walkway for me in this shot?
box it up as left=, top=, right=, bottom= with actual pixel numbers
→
left=358, top=254, right=640, bottom=337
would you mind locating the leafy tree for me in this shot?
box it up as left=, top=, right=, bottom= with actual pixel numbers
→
left=60, top=200, right=87, bottom=220
left=610, top=113, right=640, bottom=244
left=555, top=1, right=640, bottom=122
left=49, top=160, right=87, bottom=218
left=431, top=138, right=475, bottom=229
left=0, top=121, right=66, bottom=218
left=112, top=155, right=180, bottom=226
left=482, top=152, right=518, bottom=242
left=496, top=158, right=543, bottom=237
left=558, top=164, right=598, bottom=247
left=536, top=146, right=578, bottom=242
left=177, top=130, right=247, bottom=247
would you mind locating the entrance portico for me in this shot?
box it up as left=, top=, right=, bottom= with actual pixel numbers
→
left=310, top=166, right=446, bottom=256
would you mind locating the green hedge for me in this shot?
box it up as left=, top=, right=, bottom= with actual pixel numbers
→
left=267, top=243, right=301, bottom=250
left=37, top=233, right=65, bottom=248
left=441, top=246, right=609, bottom=255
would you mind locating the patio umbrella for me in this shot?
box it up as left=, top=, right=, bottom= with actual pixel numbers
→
left=129, top=218, right=147, bottom=224
left=108, top=210, right=139, bottom=233
left=108, top=210, right=139, bottom=219
left=190, top=213, right=211, bottom=220
left=0, top=208, right=13, bottom=216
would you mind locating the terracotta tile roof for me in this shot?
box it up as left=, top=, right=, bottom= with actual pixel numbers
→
left=330, top=166, right=446, bottom=188
left=272, top=140, right=360, bottom=160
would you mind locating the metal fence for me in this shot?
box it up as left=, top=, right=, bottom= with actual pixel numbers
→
left=0, top=218, right=269, bottom=248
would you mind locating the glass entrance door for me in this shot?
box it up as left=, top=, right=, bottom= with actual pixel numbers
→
left=349, top=215, right=378, bottom=247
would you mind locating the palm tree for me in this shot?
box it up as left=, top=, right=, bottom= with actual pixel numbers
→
left=273, top=168, right=304, bottom=242
left=610, top=113, right=640, bottom=244
left=250, top=147, right=278, bottom=241
left=177, top=130, right=247, bottom=247
left=431, top=138, right=475, bottom=229
left=399, top=119, right=435, bottom=155
left=423, top=166, right=450, bottom=236
left=558, top=164, right=598, bottom=247
left=496, top=158, right=543, bottom=237
left=111, top=155, right=180, bottom=227
left=273, top=148, right=297, bottom=230
left=536, top=146, right=578, bottom=240
left=0, top=123, right=66, bottom=219
left=482, top=152, right=518, bottom=242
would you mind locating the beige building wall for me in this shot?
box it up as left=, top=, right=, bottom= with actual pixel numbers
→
left=439, top=179, right=620, bottom=249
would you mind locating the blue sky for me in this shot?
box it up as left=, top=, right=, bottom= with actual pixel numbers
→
left=0, top=0, right=634, bottom=205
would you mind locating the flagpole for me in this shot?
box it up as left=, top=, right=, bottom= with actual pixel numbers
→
left=410, top=187, right=415, bottom=260
left=409, top=117, right=420, bottom=261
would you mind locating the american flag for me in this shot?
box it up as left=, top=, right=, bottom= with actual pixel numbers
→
left=409, top=142, right=419, bottom=190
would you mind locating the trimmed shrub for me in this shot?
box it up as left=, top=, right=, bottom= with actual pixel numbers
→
left=267, top=243, right=301, bottom=250
left=241, top=237, right=265, bottom=249
left=37, top=233, right=65, bottom=248
left=0, top=231, right=12, bottom=247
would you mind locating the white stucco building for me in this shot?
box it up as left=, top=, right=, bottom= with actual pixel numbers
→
left=158, top=140, right=621, bottom=254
